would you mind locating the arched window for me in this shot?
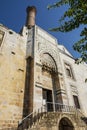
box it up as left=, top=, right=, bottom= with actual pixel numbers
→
left=65, top=63, right=74, bottom=79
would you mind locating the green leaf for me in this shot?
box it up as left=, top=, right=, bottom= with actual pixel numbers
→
left=48, top=0, right=87, bottom=63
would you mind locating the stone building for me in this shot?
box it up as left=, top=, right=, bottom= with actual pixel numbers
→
left=0, top=6, right=87, bottom=130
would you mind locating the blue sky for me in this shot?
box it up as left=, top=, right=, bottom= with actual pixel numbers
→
left=0, top=0, right=82, bottom=58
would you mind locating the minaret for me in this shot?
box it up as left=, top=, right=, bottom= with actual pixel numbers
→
left=26, top=6, right=37, bottom=28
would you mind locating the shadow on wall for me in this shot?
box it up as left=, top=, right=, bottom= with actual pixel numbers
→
left=17, top=57, right=34, bottom=130
left=23, top=57, right=34, bottom=117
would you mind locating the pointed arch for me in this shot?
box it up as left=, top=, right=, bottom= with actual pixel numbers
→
left=59, top=117, right=74, bottom=130
left=41, top=52, right=57, bottom=72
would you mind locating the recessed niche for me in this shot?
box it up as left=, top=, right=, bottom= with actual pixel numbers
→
left=11, top=52, right=15, bottom=55
left=18, top=69, right=24, bottom=72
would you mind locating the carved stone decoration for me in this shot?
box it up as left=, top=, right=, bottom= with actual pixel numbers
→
left=41, top=53, right=57, bottom=72
left=38, top=42, right=60, bottom=72
left=0, top=30, right=4, bottom=46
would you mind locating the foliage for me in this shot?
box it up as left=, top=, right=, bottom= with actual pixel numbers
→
left=48, top=0, right=87, bottom=63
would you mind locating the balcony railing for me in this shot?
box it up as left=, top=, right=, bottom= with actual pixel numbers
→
left=18, top=102, right=81, bottom=130
left=46, top=102, right=76, bottom=113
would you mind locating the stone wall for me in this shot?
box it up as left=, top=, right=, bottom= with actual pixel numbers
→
left=58, top=46, right=87, bottom=116
left=0, top=25, right=27, bottom=129
left=26, top=112, right=86, bottom=130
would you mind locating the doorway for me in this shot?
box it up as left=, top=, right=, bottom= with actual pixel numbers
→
left=43, top=89, right=53, bottom=111
left=59, top=117, right=74, bottom=130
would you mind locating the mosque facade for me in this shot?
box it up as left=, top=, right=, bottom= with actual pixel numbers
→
left=0, top=6, right=87, bottom=130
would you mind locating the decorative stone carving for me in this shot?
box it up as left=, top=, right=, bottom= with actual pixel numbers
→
left=38, top=41, right=59, bottom=72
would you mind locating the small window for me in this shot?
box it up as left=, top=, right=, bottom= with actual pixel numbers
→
left=66, top=68, right=71, bottom=77
left=65, top=63, right=74, bottom=79
left=73, top=95, right=80, bottom=109
left=0, top=30, right=4, bottom=46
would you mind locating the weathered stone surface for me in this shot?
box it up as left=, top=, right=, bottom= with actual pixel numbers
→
left=0, top=25, right=27, bottom=129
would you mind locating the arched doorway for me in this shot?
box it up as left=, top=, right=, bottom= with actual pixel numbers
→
left=41, top=53, right=59, bottom=111
left=59, top=117, right=74, bottom=130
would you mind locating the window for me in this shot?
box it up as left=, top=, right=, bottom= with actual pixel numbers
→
left=0, top=30, right=4, bottom=46
left=65, top=63, right=74, bottom=79
left=73, top=95, right=80, bottom=109
left=66, top=68, right=71, bottom=77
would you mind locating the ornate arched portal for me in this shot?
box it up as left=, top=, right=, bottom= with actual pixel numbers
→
left=59, top=117, right=74, bottom=130
left=41, top=53, right=61, bottom=111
